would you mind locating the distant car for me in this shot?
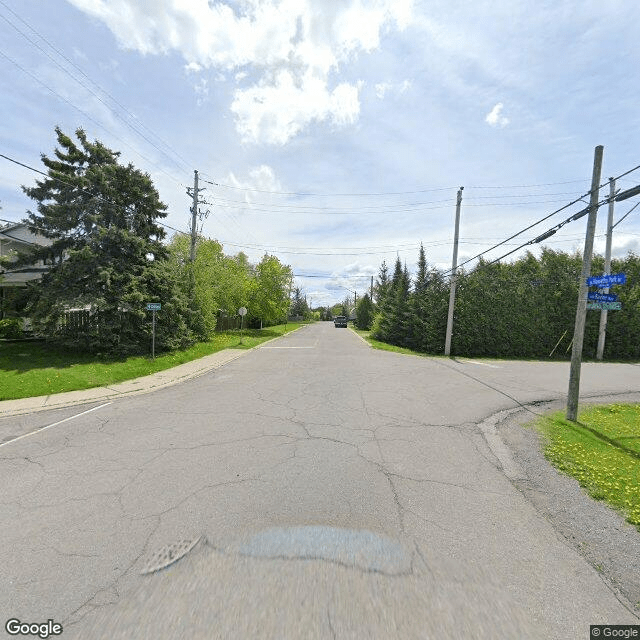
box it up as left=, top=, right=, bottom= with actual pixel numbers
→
left=334, top=316, right=347, bottom=328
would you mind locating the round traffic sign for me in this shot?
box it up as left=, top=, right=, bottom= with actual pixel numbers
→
left=238, top=307, right=247, bottom=316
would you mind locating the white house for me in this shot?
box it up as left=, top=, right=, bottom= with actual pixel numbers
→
left=0, top=221, right=53, bottom=319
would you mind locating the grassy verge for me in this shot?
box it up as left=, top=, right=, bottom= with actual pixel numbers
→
left=352, top=328, right=437, bottom=357
left=537, top=404, right=640, bottom=529
left=0, top=323, right=303, bottom=401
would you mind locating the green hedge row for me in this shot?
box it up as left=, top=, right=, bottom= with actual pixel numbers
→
left=372, top=248, right=640, bottom=360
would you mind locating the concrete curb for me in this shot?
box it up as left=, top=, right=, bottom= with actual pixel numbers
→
left=0, top=326, right=303, bottom=418
left=348, top=327, right=372, bottom=347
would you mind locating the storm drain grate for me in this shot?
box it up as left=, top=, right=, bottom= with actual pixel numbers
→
left=140, top=536, right=202, bottom=575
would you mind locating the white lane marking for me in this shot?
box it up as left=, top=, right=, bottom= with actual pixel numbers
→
left=261, top=346, right=315, bottom=349
left=0, top=402, right=112, bottom=449
left=460, top=360, right=500, bottom=368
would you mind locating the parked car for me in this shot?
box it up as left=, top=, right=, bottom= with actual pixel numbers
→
left=334, top=316, right=347, bottom=328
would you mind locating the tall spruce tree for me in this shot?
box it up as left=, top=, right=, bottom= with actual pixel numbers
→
left=355, top=293, right=374, bottom=330
left=410, top=243, right=429, bottom=351
left=396, top=262, right=412, bottom=346
left=22, top=127, right=191, bottom=354
left=374, top=260, right=390, bottom=309
left=376, top=256, right=411, bottom=345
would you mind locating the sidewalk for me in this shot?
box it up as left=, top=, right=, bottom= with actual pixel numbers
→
left=0, top=348, right=248, bottom=418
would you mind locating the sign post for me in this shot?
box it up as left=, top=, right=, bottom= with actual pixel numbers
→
left=146, top=303, right=161, bottom=358
left=238, top=306, right=247, bottom=344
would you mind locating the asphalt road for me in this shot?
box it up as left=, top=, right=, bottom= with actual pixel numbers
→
left=2, top=322, right=640, bottom=639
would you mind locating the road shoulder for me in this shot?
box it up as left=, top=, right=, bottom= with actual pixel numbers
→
left=496, top=395, right=640, bottom=616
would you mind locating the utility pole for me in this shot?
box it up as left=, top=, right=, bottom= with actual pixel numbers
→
left=444, top=187, right=463, bottom=356
left=566, top=145, right=604, bottom=422
left=190, top=170, right=200, bottom=262
left=370, top=275, right=374, bottom=301
left=596, top=178, right=616, bottom=360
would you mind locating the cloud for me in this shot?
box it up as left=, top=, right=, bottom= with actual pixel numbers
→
left=222, top=165, right=283, bottom=205
left=485, top=102, right=509, bottom=128
left=67, top=0, right=413, bottom=144
left=375, top=82, right=390, bottom=99
left=184, top=61, right=202, bottom=73
left=231, top=71, right=361, bottom=145
left=194, top=78, right=209, bottom=106
left=374, top=79, right=411, bottom=99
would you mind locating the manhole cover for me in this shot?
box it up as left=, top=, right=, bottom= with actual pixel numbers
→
left=140, top=536, right=202, bottom=575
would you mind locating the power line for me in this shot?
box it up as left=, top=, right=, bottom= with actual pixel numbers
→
left=293, top=273, right=373, bottom=279
left=203, top=191, right=583, bottom=214
left=0, top=48, right=186, bottom=188
left=481, top=197, right=610, bottom=268
left=0, top=153, right=172, bottom=239
left=0, top=0, right=193, bottom=174
left=442, top=163, right=640, bottom=277
left=199, top=175, right=593, bottom=197
left=208, top=197, right=581, bottom=216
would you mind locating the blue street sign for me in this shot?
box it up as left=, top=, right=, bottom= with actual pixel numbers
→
left=146, top=303, right=161, bottom=311
left=587, top=292, right=618, bottom=302
left=586, top=301, right=622, bottom=311
left=586, top=273, right=626, bottom=287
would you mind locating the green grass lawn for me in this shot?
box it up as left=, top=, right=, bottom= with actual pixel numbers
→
left=538, top=404, right=640, bottom=528
left=0, top=323, right=303, bottom=401
left=352, top=328, right=438, bottom=358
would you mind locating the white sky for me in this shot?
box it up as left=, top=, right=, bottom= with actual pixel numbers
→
left=1, top=0, right=639, bottom=306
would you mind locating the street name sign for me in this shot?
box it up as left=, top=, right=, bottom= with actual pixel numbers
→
left=586, top=273, right=626, bottom=287
left=587, top=292, right=618, bottom=302
left=146, top=303, right=161, bottom=311
left=586, top=301, right=622, bottom=311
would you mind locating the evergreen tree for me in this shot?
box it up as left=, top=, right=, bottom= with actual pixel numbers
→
left=374, top=260, right=390, bottom=309
left=410, top=243, right=429, bottom=351
left=355, top=293, right=374, bottom=330
left=395, top=262, right=412, bottom=346
left=375, top=257, right=409, bottom=344
left=21, top=127, right=191, bottom=354
left=290, top=286, right=308, bottom=317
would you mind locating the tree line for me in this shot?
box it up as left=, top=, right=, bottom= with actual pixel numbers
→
left=362, top=244, right=640, bottom=360
left=5, top=127, right=292, bottom=355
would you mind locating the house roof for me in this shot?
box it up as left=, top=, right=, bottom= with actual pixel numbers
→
left=0, top=222, right=52, bottom=248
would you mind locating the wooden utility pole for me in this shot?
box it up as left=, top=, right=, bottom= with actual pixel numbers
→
left=596, top=178, right=616, bottom=360
left=444, top=187, right=463, bottom=356
left=566, top=145, right=604, bottom=422
left=370, top=275, right=374, bottom=300
left=190, top=169, right=200, bottom=262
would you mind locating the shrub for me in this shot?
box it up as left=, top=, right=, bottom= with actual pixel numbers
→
left=0, top=318, right=24, bottom=339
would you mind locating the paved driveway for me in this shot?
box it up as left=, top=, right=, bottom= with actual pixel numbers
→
left=2, top=322, right=640, bottom=639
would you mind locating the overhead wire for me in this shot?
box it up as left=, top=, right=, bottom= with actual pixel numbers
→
left=199, top=175, right=593, bottom=197
left=442, top=163, right=640, bottom=277
left=0, top=153, right=175, bottom=240
left=204, top=192, right=584, bottom=214
left=0, top=4, right=192, bottom=175
left=0, top=48, right=187, bottom=189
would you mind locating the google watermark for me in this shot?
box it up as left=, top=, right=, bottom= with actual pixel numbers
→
left=591, top=626, right=640, bottom=638
left=5, top=619, right=62, bottom=638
